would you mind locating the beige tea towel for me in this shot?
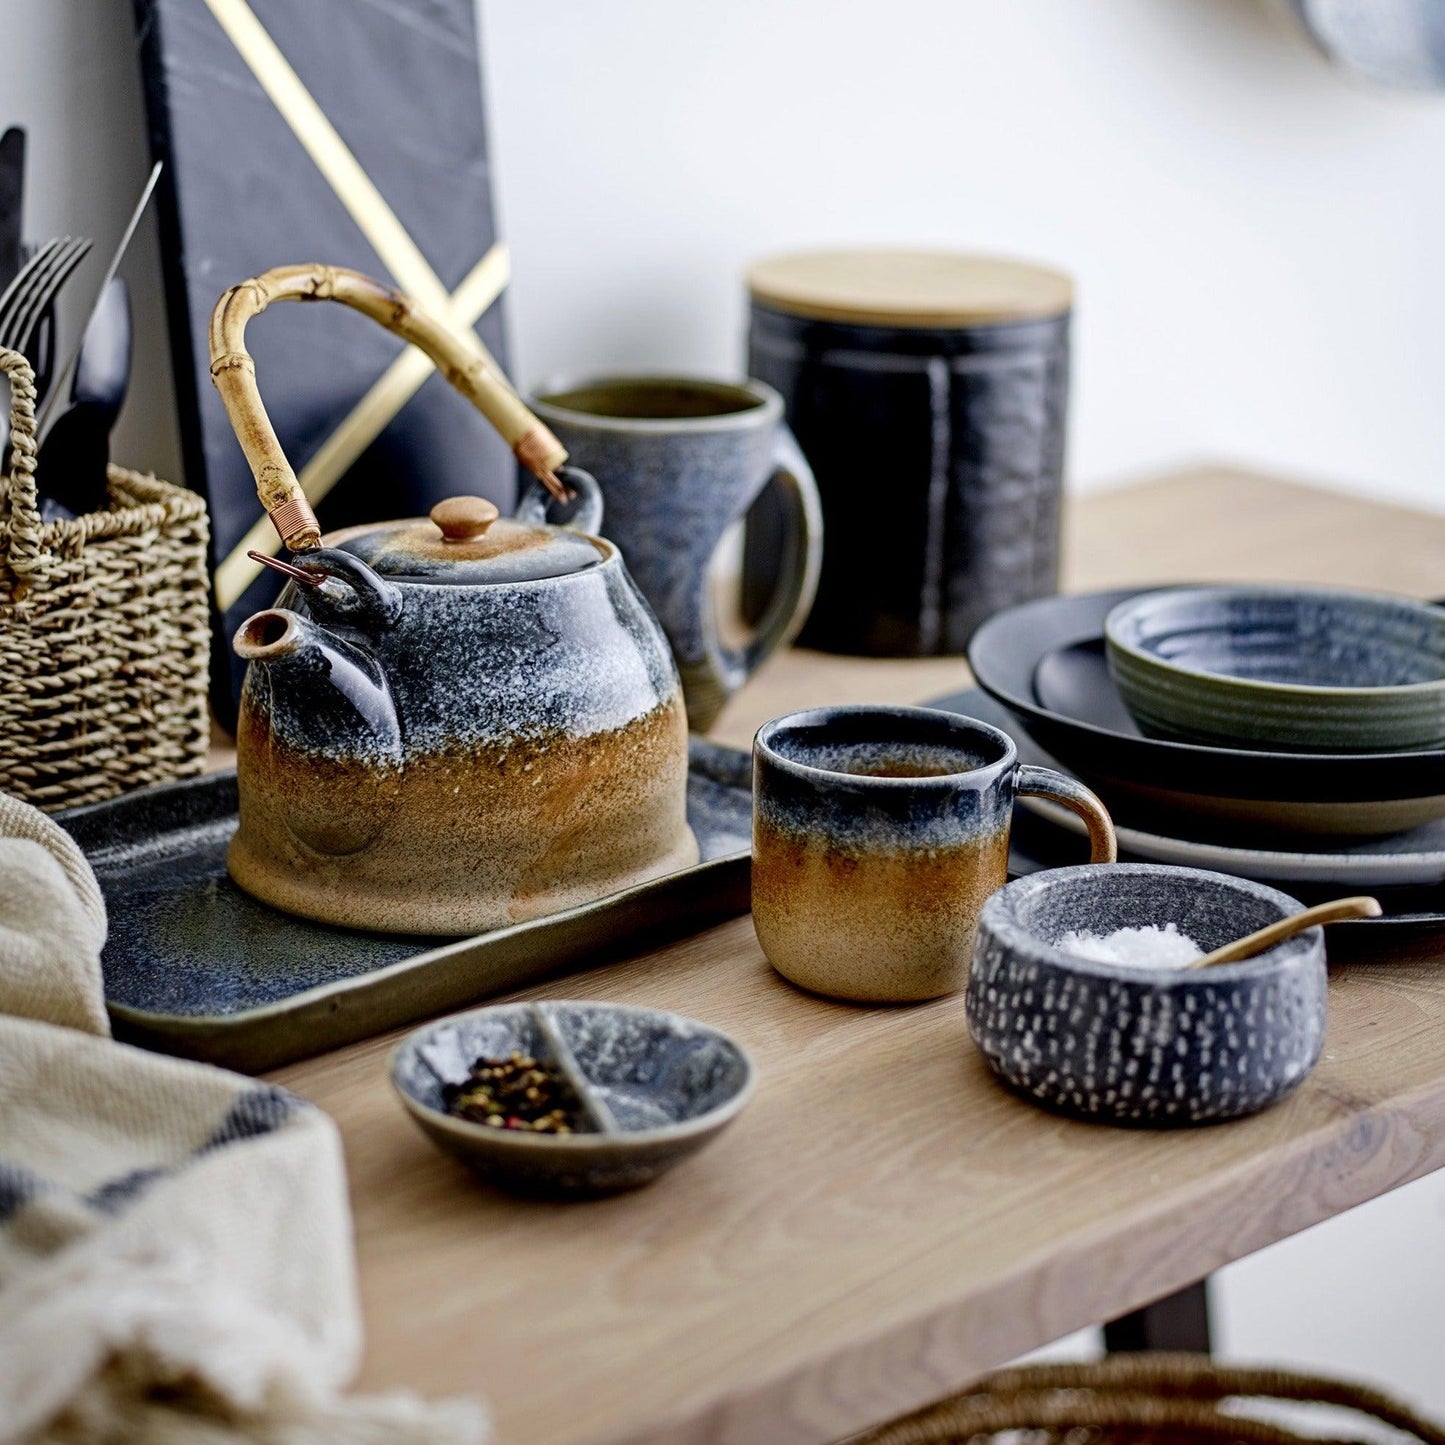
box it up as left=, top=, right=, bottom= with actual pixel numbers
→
left=0, top=790, right=487, bottom=1444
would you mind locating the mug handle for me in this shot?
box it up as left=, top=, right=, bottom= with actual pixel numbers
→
left=1016, top=765, right=1118, bottom=863
left=739, top=428, right=823, bottom=676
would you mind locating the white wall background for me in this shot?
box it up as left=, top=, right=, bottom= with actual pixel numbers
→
left=16, top=0, right=1443, bottom=510
left=7, top=0, right=1445, bottom=1419
left=483, top=0, right=1445, bottom=510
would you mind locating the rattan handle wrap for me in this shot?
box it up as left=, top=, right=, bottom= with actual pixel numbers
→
left=0, top=348, right=42, bottom=584
left=208, top=263, right=567, bottom=552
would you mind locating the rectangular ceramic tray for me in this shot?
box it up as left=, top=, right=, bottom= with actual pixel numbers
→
left=59, top=739, right=753, bottom=1073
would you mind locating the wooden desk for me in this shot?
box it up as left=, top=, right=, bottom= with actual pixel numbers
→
left=268, top=467, right=1445, bottom=1445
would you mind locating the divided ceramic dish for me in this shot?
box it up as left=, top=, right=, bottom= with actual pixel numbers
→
left=57, top=738, right=753, bottom=1073
left=392, top=1001, right=754, bottom=1195
left=967, top=589, right=1445, bottom=837
left=1105, top=585, right=1445, bottom=752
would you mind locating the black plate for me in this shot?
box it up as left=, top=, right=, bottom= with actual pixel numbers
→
left=1033, top=637, right=1142, bottom=733
left=967, top=589, right=1445, bottom=804
left=932, top=686, right=1445, bottom=947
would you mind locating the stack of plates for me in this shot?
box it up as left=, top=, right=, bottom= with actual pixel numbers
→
left=937, top=589, right=1445, bottom=942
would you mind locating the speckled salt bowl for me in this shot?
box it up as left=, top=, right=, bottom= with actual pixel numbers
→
left=392, top=1001, right=754, bottom=1195
left=966, top=864, right=1327, bottom=1126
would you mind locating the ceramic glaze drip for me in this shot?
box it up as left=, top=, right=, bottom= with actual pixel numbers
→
left=752, top=814, right=1010, bottom=1002
left=1057, top=923, right=1203, bottom=969
left=754, top=712, right=1013, bottom=853
left=267, top=560, right=678, bottom=759
left=772, top=737, right=990, bottom=780
left=753, top=761, right=1009, bottom=853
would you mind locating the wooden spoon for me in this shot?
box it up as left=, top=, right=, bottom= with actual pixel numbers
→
left=1186, top=895, right=1382, bottom=970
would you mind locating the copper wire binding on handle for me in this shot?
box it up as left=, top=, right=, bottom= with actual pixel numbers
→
left=265, top=497, right=322, bottom=554
left=208, top=263, right=570, bottom=554
left=247, top=550, right=325, bottom=587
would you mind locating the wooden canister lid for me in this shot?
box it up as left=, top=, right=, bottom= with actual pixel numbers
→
left=746, top=248, right=1073, bottom=328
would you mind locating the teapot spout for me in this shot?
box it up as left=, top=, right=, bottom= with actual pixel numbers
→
left=232, top=607, right=404, bottom=867
left=234, top=608, right=400, bottom=757
left=234, top=607, right=309, bottom=664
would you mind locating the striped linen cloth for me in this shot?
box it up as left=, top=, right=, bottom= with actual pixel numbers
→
left=0, top=793, right=485, bottom=1444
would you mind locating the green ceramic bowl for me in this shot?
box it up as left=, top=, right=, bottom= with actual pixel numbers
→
left=1105, top=585, right=1445, bottom=753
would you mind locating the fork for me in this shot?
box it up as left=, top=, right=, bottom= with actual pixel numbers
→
left=2, top=236, right=90, bottom=361
left=0, top=237, right=69, bottom=347
left=0, top=239, right=66, bottom=460
left=0, top=237, right=91, bottom=469
left=0, top=236, right=69, bottom=352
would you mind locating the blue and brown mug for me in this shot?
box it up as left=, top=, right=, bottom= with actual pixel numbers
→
left=752, top=705, right=1117, bottom=1002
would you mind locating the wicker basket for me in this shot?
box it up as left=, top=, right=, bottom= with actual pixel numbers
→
left=0, top=349, right=210, bottom=811
left=858, top=1354, right=1445, bottom=1445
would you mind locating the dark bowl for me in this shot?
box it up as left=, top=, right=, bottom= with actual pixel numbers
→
left=967, top=864, right=1327, bottom=1126
left=966, top=589, right=1445, bottom=836
left=1106, top=586, right=1445, bottom=752
left=392, top=1001, right=754, bottom=1196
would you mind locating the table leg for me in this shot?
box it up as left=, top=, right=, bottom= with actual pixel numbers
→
left=1103, top=1279, right=1212, bottom=1353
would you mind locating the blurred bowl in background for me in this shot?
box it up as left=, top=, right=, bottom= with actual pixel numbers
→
left=1105, top=585, right=1445, bottom=753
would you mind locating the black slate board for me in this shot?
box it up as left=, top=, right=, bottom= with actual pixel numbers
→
left=60, top=740, right=753, bottom=1074
left=133, top=0, right=513, bottom=725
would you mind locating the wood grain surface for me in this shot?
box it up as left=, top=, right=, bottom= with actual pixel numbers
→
left=744, top=248, right=1074, bottom=327
left=265, top=466, right=1445, bottom=1445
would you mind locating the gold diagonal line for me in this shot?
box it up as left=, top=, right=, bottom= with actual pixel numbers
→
left=203, top=0, right=523, bottom=611
left=205, top=0, right=450, bottom=313
left=213, top=244, right=510, bottom=612
left=203, top=0, right=513, bottom=383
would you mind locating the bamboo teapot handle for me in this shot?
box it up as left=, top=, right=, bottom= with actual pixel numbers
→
left=208, top=263, right=568, bottom=552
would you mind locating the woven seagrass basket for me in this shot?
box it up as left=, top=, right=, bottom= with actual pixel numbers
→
left=858, top=1354, right=1445, bottom=1445
left=0, top=349, right=210, bottom=811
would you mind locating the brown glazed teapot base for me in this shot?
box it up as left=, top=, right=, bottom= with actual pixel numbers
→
left=228, top=826, right=699, bottom=937
left=228, top=696, right=697, bottom=937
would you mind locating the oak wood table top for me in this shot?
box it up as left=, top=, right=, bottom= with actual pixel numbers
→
left=264, top=467, right=1445, bottom=1445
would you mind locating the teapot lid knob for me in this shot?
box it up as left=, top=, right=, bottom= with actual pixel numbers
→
left=430, top=495, right=500, bottom=542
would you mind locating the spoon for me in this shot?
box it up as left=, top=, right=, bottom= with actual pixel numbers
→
left=1186, top=895, right=1383, bottom=970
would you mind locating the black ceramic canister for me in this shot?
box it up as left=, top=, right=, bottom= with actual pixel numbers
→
left=744, top=249, right=1073, bottom=656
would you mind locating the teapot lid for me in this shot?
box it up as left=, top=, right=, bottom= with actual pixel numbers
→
left=325, top=496, right=604, bottom=584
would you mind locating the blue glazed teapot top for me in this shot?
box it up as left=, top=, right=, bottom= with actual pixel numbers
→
left=261, top=468, right=608, bottom=633
left=328, top=478, right=605, bottom=586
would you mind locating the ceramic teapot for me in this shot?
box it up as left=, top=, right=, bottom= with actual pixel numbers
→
left=210, top=264, right=696, bottom=935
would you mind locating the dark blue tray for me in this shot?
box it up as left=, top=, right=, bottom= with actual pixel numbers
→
left=59, top=739, right=752, bottom=1074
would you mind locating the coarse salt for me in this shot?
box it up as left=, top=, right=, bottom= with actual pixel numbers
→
left=1057, top=922, right=1202, bottom=969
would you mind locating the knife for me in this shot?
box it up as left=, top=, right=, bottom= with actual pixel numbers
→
left=36, top=160, right=159, bottom=438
